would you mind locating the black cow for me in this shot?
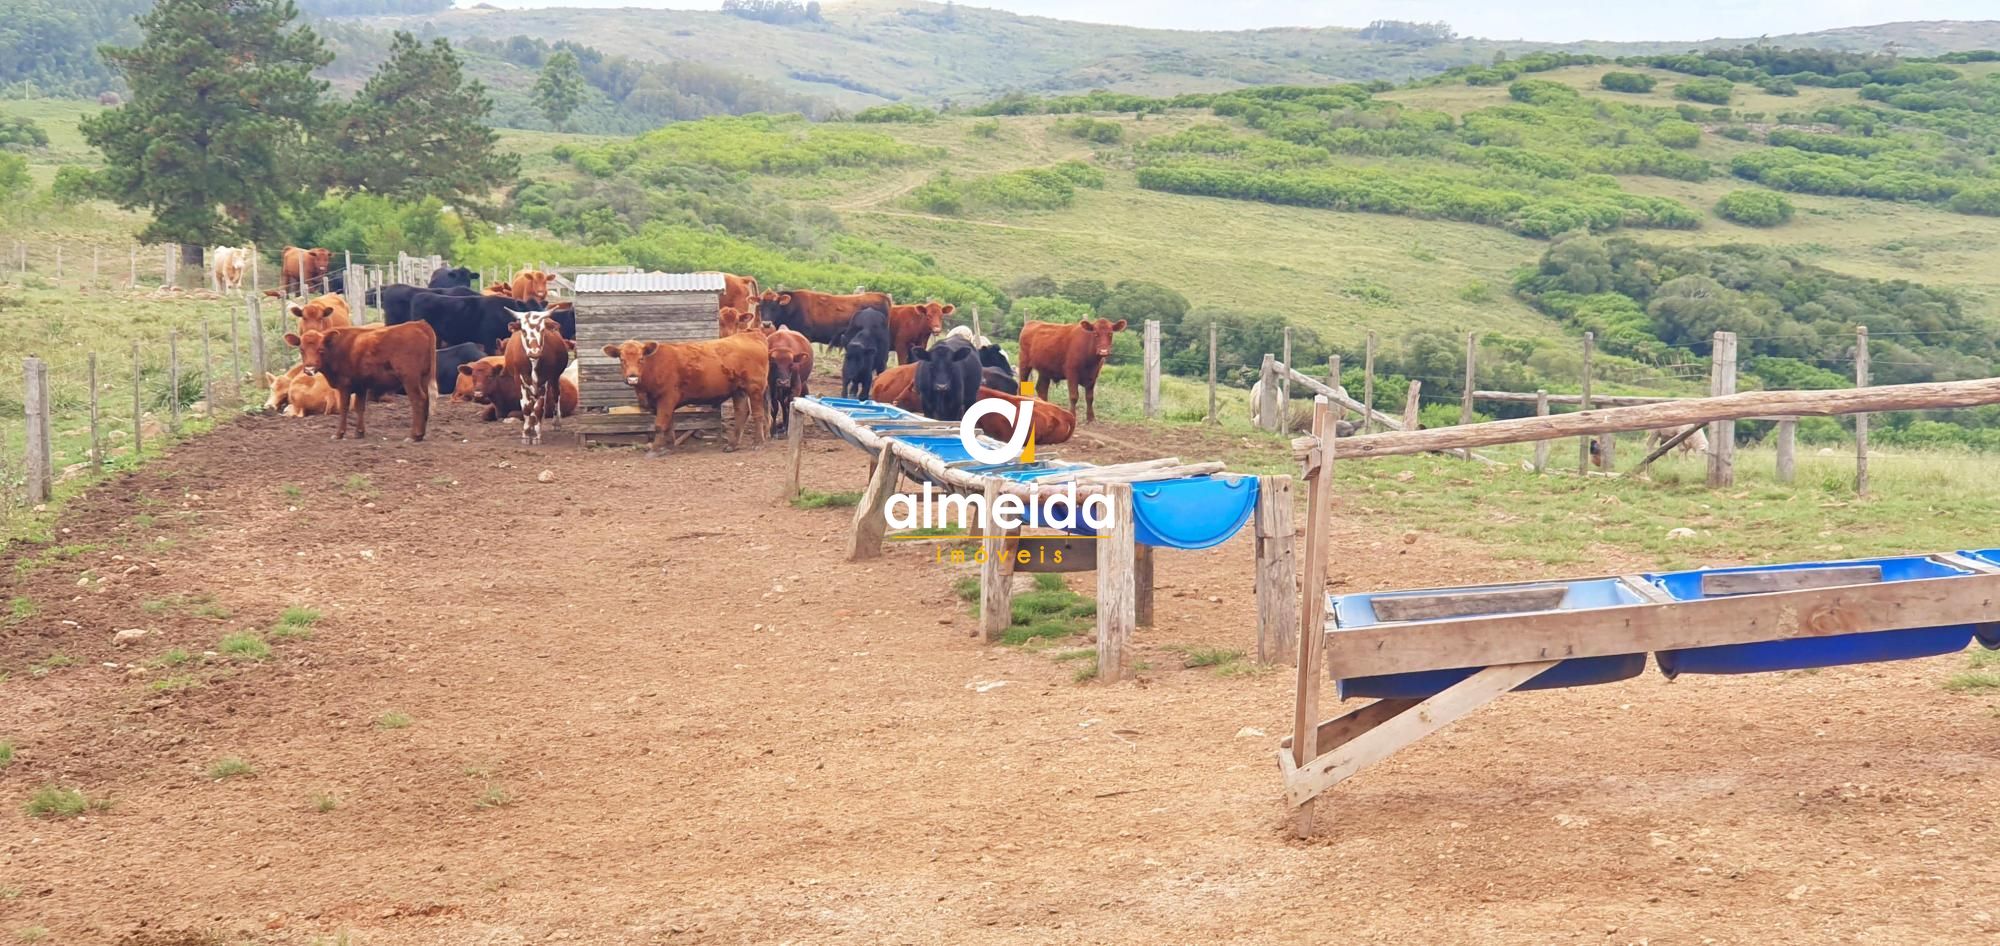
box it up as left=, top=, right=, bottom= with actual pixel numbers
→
left=840, top=307, right=891, bottom=399
left=429, top=266, right=476, bottom=290
left=977, top=343, right=1015, bottom=393
left=914, top=336, right=982, bottom=422
left=410, top=291, right=531, bottom=353
left=374, top=284, right=481, bottom=330
left=435, top=342, right=488, bottom=397
left=547, top=302, right=576, bottom=344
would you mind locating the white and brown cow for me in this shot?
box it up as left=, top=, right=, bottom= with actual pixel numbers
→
left=501, top=309, right=570, bottom=446
left=211, top=246, right=251, bottom=293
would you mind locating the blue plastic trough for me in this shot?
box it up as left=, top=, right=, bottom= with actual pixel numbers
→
left=1330, top=578, right=1649, bottom=700
left=1647, top=555, right=1990, bottom=677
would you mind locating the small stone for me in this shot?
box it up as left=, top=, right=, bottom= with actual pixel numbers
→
left=1920, top=827, right=1941, bottom=837
left=537, top=470, right=556, bottom=483
left=1400, top=531, right=1418, bottom=545
left=1786, top=884, right=1810, bottom=901
left=114, top=628, right=150, bottom=645
left=1234, top=726, right=1266, bottom=739
left=1694, top=866, right=1714, bottom=875
left=1667, top=527, right=1697, bottom=540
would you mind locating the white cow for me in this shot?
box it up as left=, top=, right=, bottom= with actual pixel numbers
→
left=210, top=246, right=250, bottom=293
left=1646, top=424, right=1710, bottom=457
left=941, top=325, right=992, bottom=348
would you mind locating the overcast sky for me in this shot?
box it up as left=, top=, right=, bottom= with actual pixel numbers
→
left=476, top=1, right=1998, bottom=42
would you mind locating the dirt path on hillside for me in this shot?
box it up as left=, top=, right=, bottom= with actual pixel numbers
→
left=3, top=400, right=1998, bottom=945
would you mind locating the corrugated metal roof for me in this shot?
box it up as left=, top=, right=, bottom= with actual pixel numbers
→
left=573, top=271, right=725, bottom=294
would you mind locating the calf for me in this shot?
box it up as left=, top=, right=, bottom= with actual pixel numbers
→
left=265, top=365, right=340, bottom=417
left=482, top=281, right=514, bottom=296
left=913, top=335, right=982, bottom=421
left=502, top=310, right=571, bottom=445
left=840, top=307, right=891, bottom=399
left=458, top=356, right=520, bottom=420
left=888, top=300, right=954, bottom=365
left=284, top=322, right=438, bottom=441
left=410, top=291, right=532, bottom=352
left=971, top=387, right=1077, bottom=447
left=757, top=288, right=893, bottom=347
left=601, top=333, right=769, bottom=455
left=870, top=363, right=920, bottom=411
left=429, top=265, right=476, bottom=290
left=1018, top=317, right=1126, bottom=422
left=510, top=269, right=552, bottom=306
left=762, top=326, right=813, bottom=436
left=435, top=342, right=488, bottom=398
left=287, top=293, right=352, bottom=335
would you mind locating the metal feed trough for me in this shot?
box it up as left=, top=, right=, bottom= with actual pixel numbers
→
left=569, top=271, right=727, bottom=445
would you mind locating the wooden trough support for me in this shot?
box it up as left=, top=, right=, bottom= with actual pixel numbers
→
left=1279, top=373, right=2000, bottom=836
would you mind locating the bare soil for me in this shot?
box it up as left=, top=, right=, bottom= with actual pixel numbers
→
left=3, top=397, right=1997, bottom=945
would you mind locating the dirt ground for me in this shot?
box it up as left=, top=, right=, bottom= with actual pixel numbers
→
left=3, top=395, right=1998, bottom=946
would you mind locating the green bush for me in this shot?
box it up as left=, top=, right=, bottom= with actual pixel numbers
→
left=1674, top=78, right=1734, bottom=105
left=1948, top=185, right=2000, bottom=216
left=1714, top=189, right=1794, bottom=226
left=1003, top=295, right=1094, bottom=339
left=1508, top=79, right=1580, bottom=106
left=572, top=114, right=930, bottom=176
left=969, top=119, right=1000, bottom=139
left=0, top=152, right=28, bottom=199
left=0, top=115, right=49, bottom=150
left=49, top=166, right=96, bottom=205
left=1600, top=71, right=1657, bottom=94
left=904, top=161, right=1103, bottom=215
left=287, top=194, right=459, bottom=261
left=854, top=103, right=938, bottom=124
left=1718, top=125, right=1752, bottom=140
left=1653, top=120, right=1701, bottom=149
left=1053, top=115, right=1125, bottom=144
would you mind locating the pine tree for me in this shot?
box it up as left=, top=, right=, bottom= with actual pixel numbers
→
left=330, top=32, right=518, bottom=215
left=82, top=0, right=330, bottom=264
left=533, top=51, right=587, bottom=132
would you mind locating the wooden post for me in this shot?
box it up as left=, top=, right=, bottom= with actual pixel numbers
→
left=1459, top=332, right=1475, bottom=429
left=164, top=245, right=174, bottom=288
left=346, top=264, right=365, bottom=325
left=168, top=329, right=180, bottom=432
left=1253, top=475, right=1297, bottom=665
left=250, top=252, right=259, bottom=296
left=1290, top=397, right=1337, bottom=837
left=1854, top=326, right=1869, bottom=496
left=784, top=411, right=804, bottom=499
left=1142, top=319, right=1161, bottom=419
left=87, top=352, right=101, bottom=472
left=1096, top=482, right=1136, bottom=684
left=1328, top=354, right=1342, bottom=425
left=130, top=341, right=142, bottom=456
left=1401, top=379, right=1422, bottom=431
left=1598, top=431, right=1616, bottom=473
left=1532, top=389, right=1550, bottom=473
left=1205, top=321, right=1217, bottom=426
left=230, top=305, right=242, bottom=399
left=23, top=358, right=51, bottom=503
left=1707, top=331, right=1738, bottom=488
left=129, top=245, right=136, bottom=288
left=1776, top=418, right=1797, bottom=484
left=1258, top=354, right=1280, bottom=433
left=1634, top=422, right=1704, bottom=475
left=200, top=319, right=214, bottom=417
left=978, top=480, right=1012, bottom=642
left=248, top=297, right=266, bottom=382
left=1361, top=332, right=1376, bottom=434
left=969, top=305, right=982, bottom=342
left=1281, top=327, right=1293, bottom=406
left=1134, top=543, right=1154, bottom=629
left=846, top=443, right=898, bottom=561
left=1577, top=332, right=1594, bottom=474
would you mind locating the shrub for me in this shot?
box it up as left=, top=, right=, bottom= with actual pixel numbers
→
left=0, top=115, right=48, bottom=150
left=1947, top=185, right=2000, bottom=216
left=1675, top=78, right=1734, bottom=105
left=1653, top=120, right=1701, bottom=149
left=50, top=166, right=96, bottom=205
left=1508, top=79, right=1580, bottom=106
left=969, top=119, right=1000, bottom=139
left=1714, top=189, right=1794, bottom=226
left=0, top=153, right=26, bottom=200
left=1718, top=125, right=1752, bottom=140
left=1054, top=115, right=1124, bottom=144
left=287, top=193, right=457, bottom=261
left=1600, top=71, right=1657, bottom=93
left=854, top=103, right=938, bottom=123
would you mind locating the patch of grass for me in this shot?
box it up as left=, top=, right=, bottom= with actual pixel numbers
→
left=790, top=489, right=861, bottom=510
left=893, top=526, right=962, bottom=537
left=217, top=631, right=269, bottom=661
left=340, top=473, right=377, bottom=499
left=475, top=784, right=515, bottom=809
left=147, top=673, right=199, bottom=692
left=1968, top=648, right=2000, bottom=669
left=24, top=785, right=106, bottom=819
left=0, top=886, right=18, bottom=899
left=18, top=927, right=47, bottom=943
left=7, top=596, right=36, bottom=621
left=951, top=575, right=980, bottom=603
left=1215, top=660, right=1274, bottom=678
left=1050, top=647, right=1096, bottom=662
left=1001, top=620, right=1082, bottom=646
left=133, top=513, right=156, bottom=529
left=150, top=647, right=191, bottom=667
left=139, top=598, right=170, bottom=615
left=376, top=711, right=412, bottom=730
left=270, top=604, right=320, bottom=641
left=429, top=475, right=456, bottom=487
left=1943, top=671, right=2000, bottom=692
left=312, top=793, right=339, bottom=813
left=1072, top=661, right=1099, bottom=683
left=1032, top=573, right=1066, bottom=592
left=1174, top=645, right=1246, bottom=669
left=29, top=652, right=73, bottom=676
left=280, top=483, right=303, bottom=501
left=0, top=741, right=13, bottom=768
left=206, top=757, right=254, bottom=781
left=190, top=601, right=229, bottom=620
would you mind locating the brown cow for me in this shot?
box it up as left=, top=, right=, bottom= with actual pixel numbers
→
left=502, top=310, right=570, bottom=446
left=971, top=387, right=1077, bottom=447
left=601, top=333, right=769, bottom=455
left=720, top=272, right=760, bottom=315
left=755, top=289, right=893, bottom=347
left=458, top=356, right=519, bottom=420
left=887, top=300, right=954, bottom=365
left=287, top=293, right=352, bottom=335
left=718, top=305, right=761, bottom=337
left=510, top=270, right=551, bottom=306
left=761, top=326, right=813, bottom=436
left=282, top=246, right=333, bottom=297
left=1017, top=317, right=1126, bottom=422
left=264, top=365, right=340, bottom=417
left=870, top=362, right=920, bottom=411
left=284, top=322, right=438, bottom=441
left=483, top=281, right=514, bottom=296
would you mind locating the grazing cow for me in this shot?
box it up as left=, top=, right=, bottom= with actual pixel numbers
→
left=719, top=272, right=760, bottom=315
left=1018, top=317, right=1126, bottom=422
left=211, top=246, right=250, bottom=293
left=870, top=363, right=921, bottom=411
left=510, top=270, right=552, bottom=307
left=718, top=306, right=761, bottom=337
left=601, top=333, right=769, bottom=455
left=435, top=342, right=488, bottom=397
left=410, top=291, right=532, bottom=353
left=284, top=322, right=438, bottom=441
left=839, top=307, right=891, bottom=399
left=287, top=293, right=352, bottom=335
left=1645, top=425, right=1710, bottom=458
left=502, top=310, right=570, bottom=445
left=971, top=387, right=1077, bottom=447
left=762, top=326, right=813, bottom=436
left=429, top=266, right=476, bottom=290
left=282, top=246, right=334, bottom=297
left=756, top=289, right=893, bottom=347
left=912, top=335, right=982, bottom=421
left=887, top=300, right=955, bottom=365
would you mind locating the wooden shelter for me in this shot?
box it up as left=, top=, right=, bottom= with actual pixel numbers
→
left=569, top=271, right=726, bottom=444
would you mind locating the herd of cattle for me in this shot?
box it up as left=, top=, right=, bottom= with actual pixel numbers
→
left=243, top=249, right=1135, bottom=453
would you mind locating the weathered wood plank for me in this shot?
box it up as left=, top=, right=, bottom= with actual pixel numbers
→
left=1370, top=586, right=1569, bottom=623
left=1278, top=698, right=1421, bottom=754
left=1699, top=565, right=1882, bottom=597
left=1289, top=398, right=1336, bottom=837
left=980, top=480, right=1012, bottom=642
left=1320, top=572, right=2000, bottom=680
left=1096, top=483, right=1137, bottom=683
left=847, top=443, right=899, bottom=561
left=1253, top=475, right=1297, bottom=665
